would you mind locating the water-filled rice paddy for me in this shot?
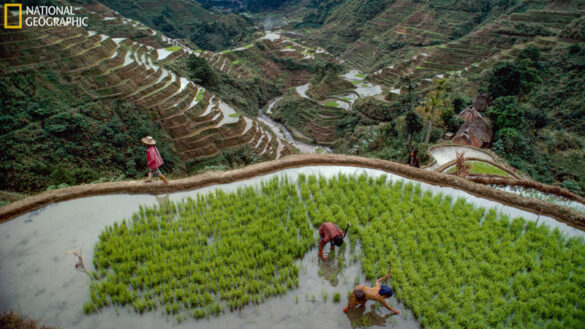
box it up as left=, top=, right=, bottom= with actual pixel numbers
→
left=1, top=166, right=583, bottom=328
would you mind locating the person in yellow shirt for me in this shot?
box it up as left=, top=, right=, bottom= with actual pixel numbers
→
left=343, top=261, right=399, bottom=314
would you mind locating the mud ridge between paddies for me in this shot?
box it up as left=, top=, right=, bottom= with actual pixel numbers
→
left=1, top=154, right=583, bottom=229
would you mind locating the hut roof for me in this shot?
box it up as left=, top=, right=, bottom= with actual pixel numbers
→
left=453, top=104, right=493, bottom=148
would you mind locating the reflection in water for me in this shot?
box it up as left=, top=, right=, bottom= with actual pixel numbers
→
left=154, top=194, right=170, bottom=207
left=347, top=305, right=397, bottom=328
left=317, top=245, right=345, bottom=287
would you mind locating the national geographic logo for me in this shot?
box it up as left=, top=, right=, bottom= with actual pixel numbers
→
left=3, top=3, right=21, bottom=29
left=3, top=3, right=88, bottom=29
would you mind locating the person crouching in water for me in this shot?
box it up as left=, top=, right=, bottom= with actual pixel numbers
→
left=141, top=136, right=169, bottom=184
left=344, top=261, right=399, bottom=314
left=318, top=221, right=350, bottom=261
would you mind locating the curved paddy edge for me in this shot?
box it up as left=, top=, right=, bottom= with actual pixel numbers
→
left=1, top=154, right=584, bottom=230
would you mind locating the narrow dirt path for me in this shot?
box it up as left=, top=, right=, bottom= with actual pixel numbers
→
left=1, top=154, right=584, bottom=229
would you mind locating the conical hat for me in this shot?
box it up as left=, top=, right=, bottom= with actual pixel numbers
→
left=141, top=136, right=156, bottom=146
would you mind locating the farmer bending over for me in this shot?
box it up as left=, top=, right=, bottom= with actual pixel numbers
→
left=318, top=221, right=350, bottom=261
left=142, top=136, right=169, bottom=184
left=343, top=262, right=399, bottom=314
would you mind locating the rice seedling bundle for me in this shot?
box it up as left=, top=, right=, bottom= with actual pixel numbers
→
left=87, top=174, right=585, bottom=327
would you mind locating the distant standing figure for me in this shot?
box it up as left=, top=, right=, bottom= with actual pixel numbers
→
left=318, top=221, right=350, bottom=261
left=408, top=148, right=419, bottom=168
left=142, top=136, right=169, bottom=184
left=344, top=262, right=399, bottom=314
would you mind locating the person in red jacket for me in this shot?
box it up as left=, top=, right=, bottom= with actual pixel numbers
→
left=318, top=221, right=350, bottom=261
left=141, top=136, right=169, bottom=184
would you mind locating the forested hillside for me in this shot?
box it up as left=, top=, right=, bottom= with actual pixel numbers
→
left=484, top=44, right=585, bottom=195
left=98, top=0, right=257, bottom=50
left=0, top=67, right=184, bottom=193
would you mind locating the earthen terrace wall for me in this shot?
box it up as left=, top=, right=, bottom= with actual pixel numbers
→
left=1, top=154, right=584, bottom=230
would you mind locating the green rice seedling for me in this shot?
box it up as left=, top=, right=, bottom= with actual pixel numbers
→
left=87, top=174, right=585, bottom=326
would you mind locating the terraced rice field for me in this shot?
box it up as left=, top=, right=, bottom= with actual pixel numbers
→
left=446, top=161, right=511, bottom=177
left=0, top=8, right=286, bottom=161
left=369, top=9, right=582, bottom=87
left=79, top=172, right=585, bottom=327
left=1, top=166, right=584, bottom=328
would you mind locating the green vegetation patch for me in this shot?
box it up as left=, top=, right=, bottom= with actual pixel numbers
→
left=229, top=113, right=239, bottom=118
left=351, top=80, right=360, bottom=84
left=165, top=46, right=181, bottom=52
left=446, top=161, right=510, bottom=177
left=231, top=60, right=240, bottom=65
left=355, top=73, right=367, bottom=78
left=85, top=174, right=585, bottom=327
left=299, top=174, right=585, bottom=328
left=324, top=101, right=339, bottom=107
left=85, top=177, right=313, bottom=318
left=195, top=88, right=205, bottom=102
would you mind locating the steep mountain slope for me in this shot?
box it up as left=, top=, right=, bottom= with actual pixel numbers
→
left=290, top=0, right=585, bottom=195
left=0, top=3, right=292, bottom=193
left=301, top=0, right=585, bottom=73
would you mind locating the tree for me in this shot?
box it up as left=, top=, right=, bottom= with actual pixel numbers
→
left=487, top=55, right=541, bottom=100
left=487, top=96, right=525, bottom=131
left=405, top=111, right=423, bottom=149
left=452, top=96, right=467, bottom=113
left=493, top=128, right=528, bottom=157
left=423, top=78, right=449, bottom=144
left=514, top=59, right=541, bottom=99
left=487, top=62, right=521, bottom=99
left=187, top=55, right=214, bottom=85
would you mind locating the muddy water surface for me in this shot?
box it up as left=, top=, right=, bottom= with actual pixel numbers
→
left=1, top=166, right=583, bottom=329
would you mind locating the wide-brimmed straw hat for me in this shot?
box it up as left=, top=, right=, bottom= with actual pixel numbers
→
left=141, top=136, right=156, bottom=146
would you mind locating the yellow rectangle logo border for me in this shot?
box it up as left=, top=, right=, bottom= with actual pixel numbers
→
left=4, top=3, right=22, bottom=29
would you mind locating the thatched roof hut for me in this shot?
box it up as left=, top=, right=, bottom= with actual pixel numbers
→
left=452, top=96, right=493, bottom=148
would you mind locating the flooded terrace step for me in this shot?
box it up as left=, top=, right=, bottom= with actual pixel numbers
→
left=68, top=45, right=122, bottom=73
left=179, top=121, right=255, bottom=158
left=152, top=85, right=199, bottom=113
left=172, top=113, right=226, bottom=142
left=163, top=113, right=222, bottom=138
left=112, top=69, right=164, bottom=96
left=58, top=41, right=118, bottom=72
left=134, top=74, right=181, bottom=104
left=175, top=116, right=248, bottom=149
left=121, top=69, right=168, bottom=98
left=158, top=92, right=208, bottom=120
left=140, top=81, right=194, bottom=110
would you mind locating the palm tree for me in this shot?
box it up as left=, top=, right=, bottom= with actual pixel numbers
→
left=423, top=78, right=448, bottom=144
